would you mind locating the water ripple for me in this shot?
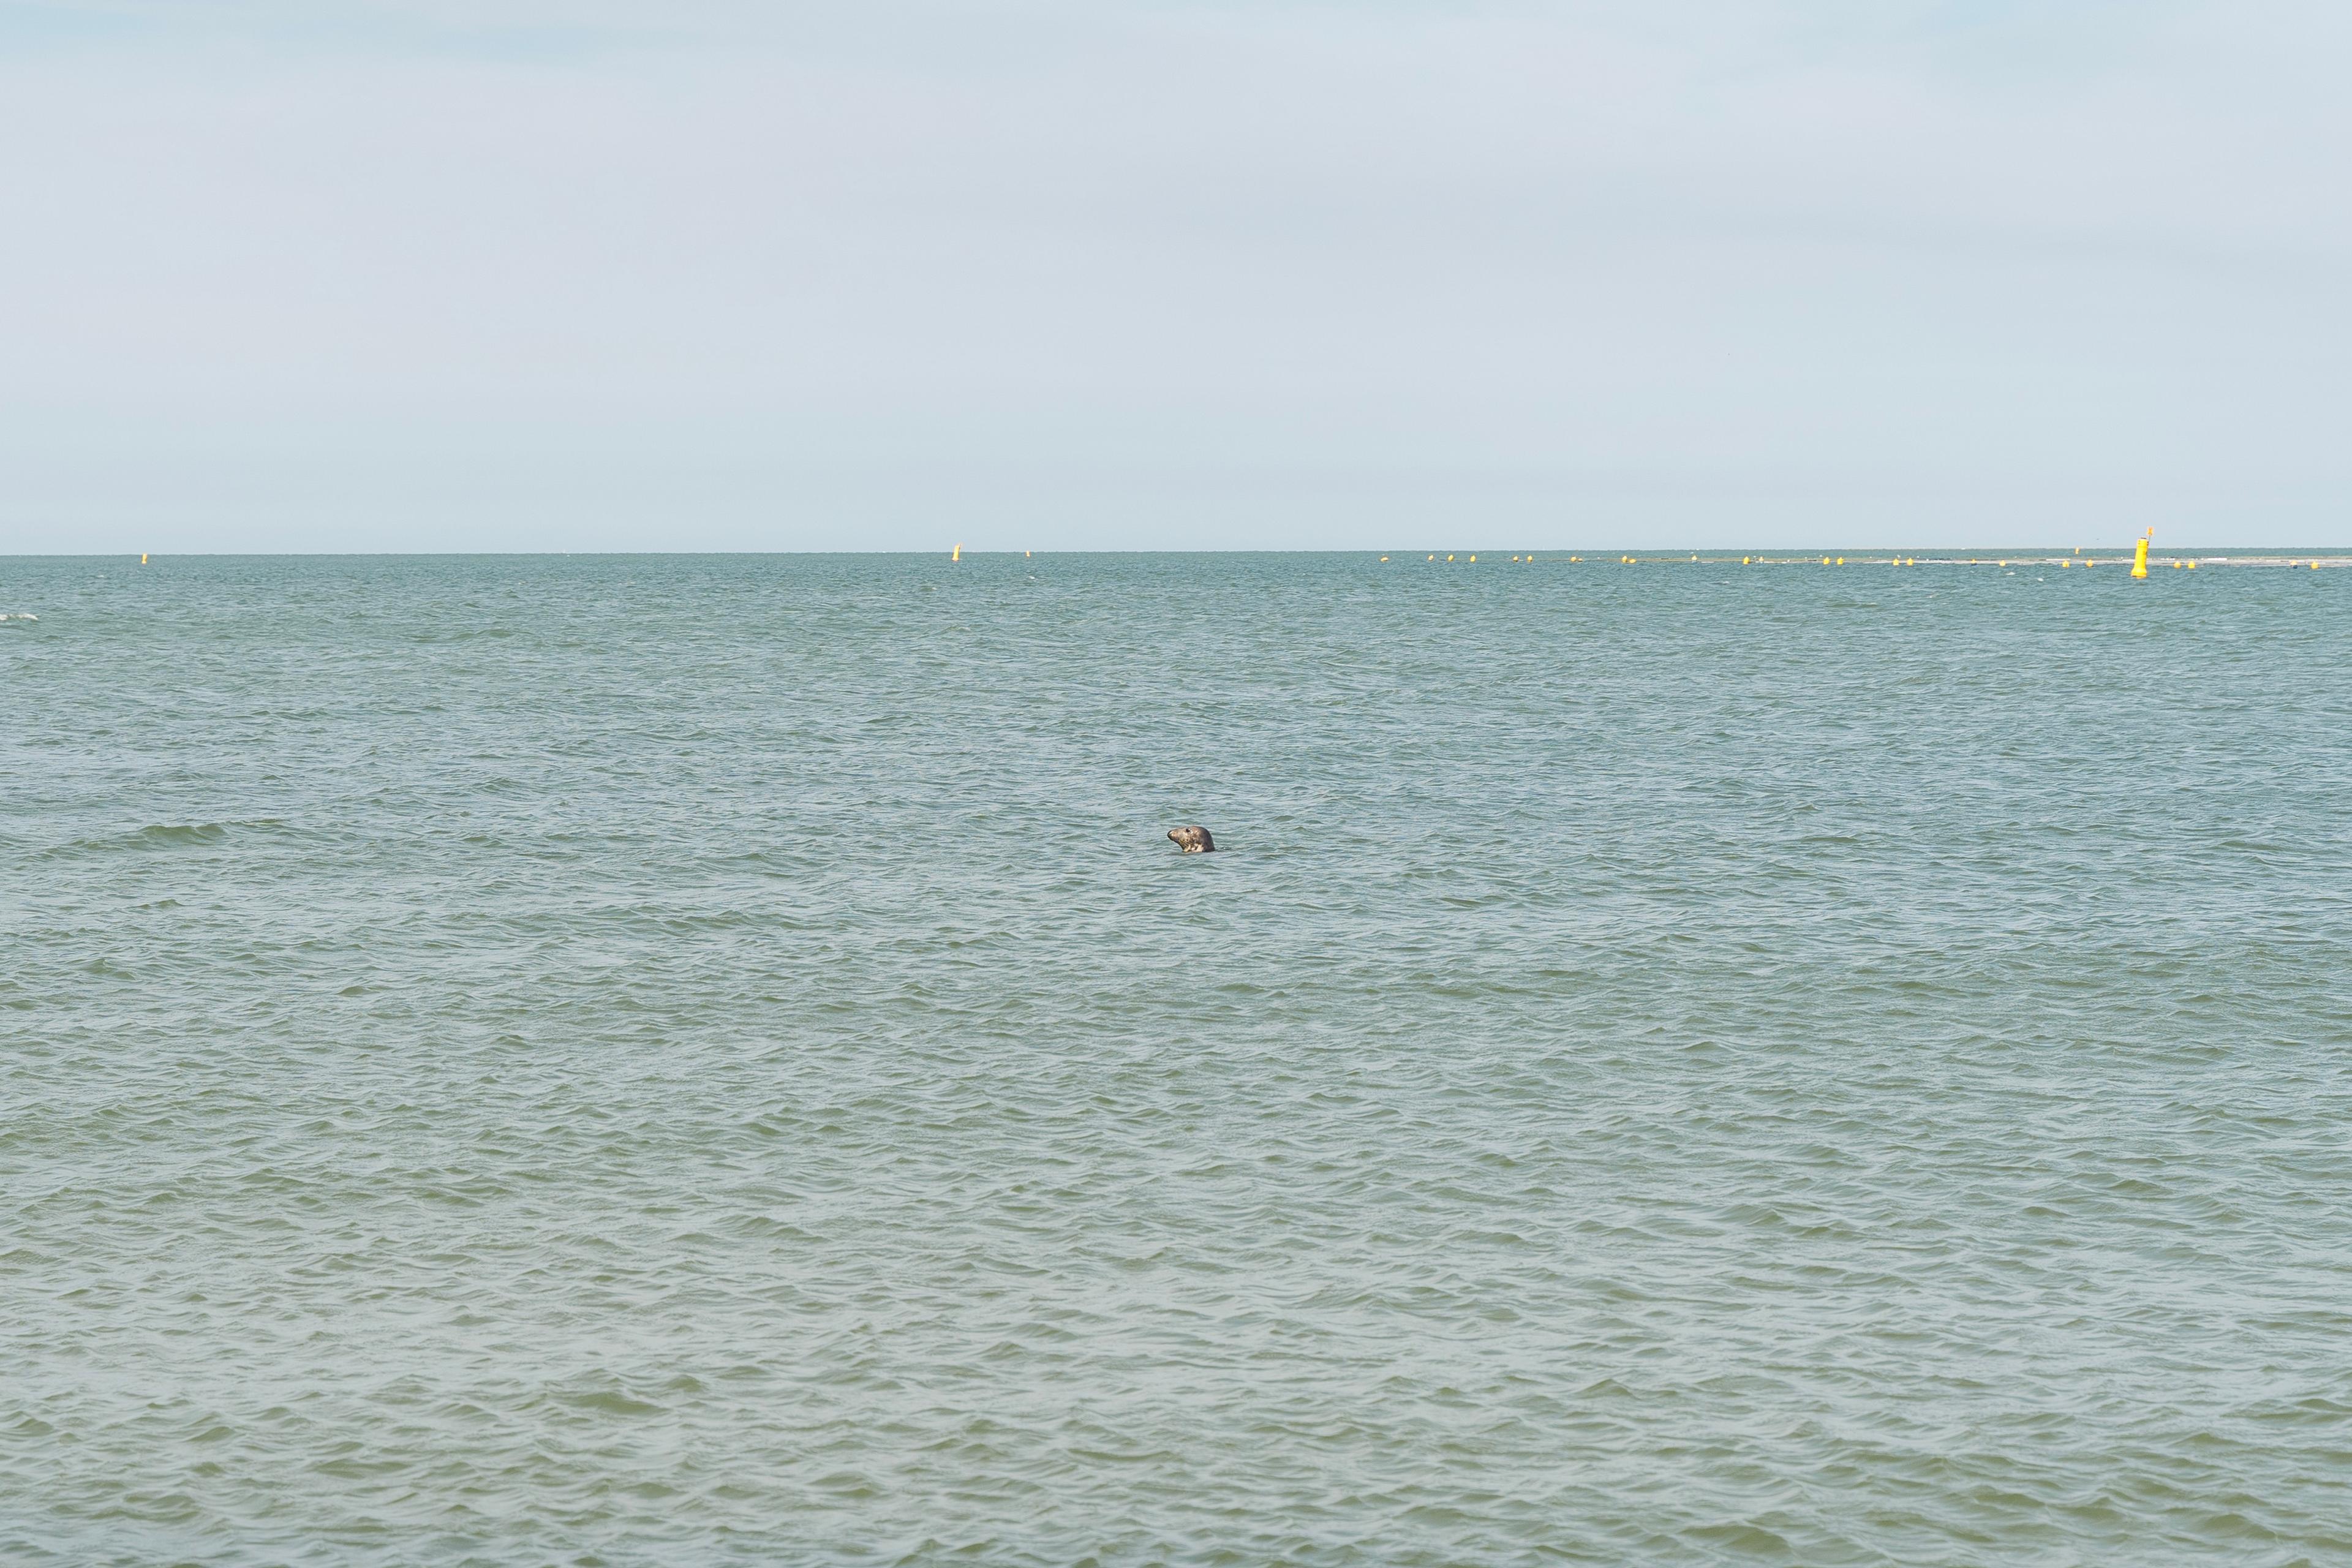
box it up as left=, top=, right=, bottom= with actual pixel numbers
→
left=2, top=554, right=2349, bottom=1565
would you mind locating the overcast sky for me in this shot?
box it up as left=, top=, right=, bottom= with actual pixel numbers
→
left=2, top=1, right=2346, bottom=551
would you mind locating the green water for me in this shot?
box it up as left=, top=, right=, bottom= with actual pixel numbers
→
left=4, top=553, right=2348, bottom=1566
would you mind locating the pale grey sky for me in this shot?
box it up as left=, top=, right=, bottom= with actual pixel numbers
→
left=2, top=1, right=2346, bottom=551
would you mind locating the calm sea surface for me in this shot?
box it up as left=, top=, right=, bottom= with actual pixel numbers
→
left=4, top=553, right=2349, bottom=1566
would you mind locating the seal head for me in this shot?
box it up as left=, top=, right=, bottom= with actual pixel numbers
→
left=1167, top=826, right=1216, bottom=854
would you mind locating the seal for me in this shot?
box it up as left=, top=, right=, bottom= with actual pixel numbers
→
left=1167, top=826, right=1216, bottom=854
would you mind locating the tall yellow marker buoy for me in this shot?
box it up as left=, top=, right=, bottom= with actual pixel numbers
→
left=140, top=553, right=149, bottom=565
left=2132, top=535, right=2150, bottom=579
left=951, top=543, right=962, bottom=562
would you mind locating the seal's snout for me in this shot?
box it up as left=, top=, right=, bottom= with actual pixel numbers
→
left=1167, top=826, right=1216, bottom=854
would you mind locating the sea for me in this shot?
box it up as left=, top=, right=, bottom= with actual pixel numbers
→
left=4, top=552, right=2348, bottom=1566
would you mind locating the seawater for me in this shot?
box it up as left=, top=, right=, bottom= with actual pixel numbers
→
left=3, top=553, right=2348, bottom=1567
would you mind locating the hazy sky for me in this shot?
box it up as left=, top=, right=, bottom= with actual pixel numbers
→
left=3, top=1, right=2346, bottom=551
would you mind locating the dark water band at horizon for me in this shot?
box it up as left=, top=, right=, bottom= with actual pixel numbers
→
left=4, top=553, right=2349, bottom=1566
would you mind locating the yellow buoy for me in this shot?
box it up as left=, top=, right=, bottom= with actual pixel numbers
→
left=1379, top=556, right=1389, bottom=562
left=140, top=553, right=148, bottom=565
left=2132, top=538, right=2149, bottom=578
left=1428, top=554, right=1435, bottom=561
left=951, top=543, right=961, bottom=562
left=1448, top=554, right=1456, bottom=562
left=1469, top=554, right=1476, bottom=562
left=1836, top=557, right=1845, bottom=565
left=2187, top=560, right=2198, bottom=570
left=1743, top=556, right=1751, bottom=565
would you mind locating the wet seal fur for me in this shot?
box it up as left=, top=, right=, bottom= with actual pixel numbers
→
left=1167, top=826, right=1216, bottom=854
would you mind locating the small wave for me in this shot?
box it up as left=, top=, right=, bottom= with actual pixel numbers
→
left=56, top=818, right=295, bottom=858
left=127, top=823, right=227, bottom=846
left=50, top=823, right=230, bottom=857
